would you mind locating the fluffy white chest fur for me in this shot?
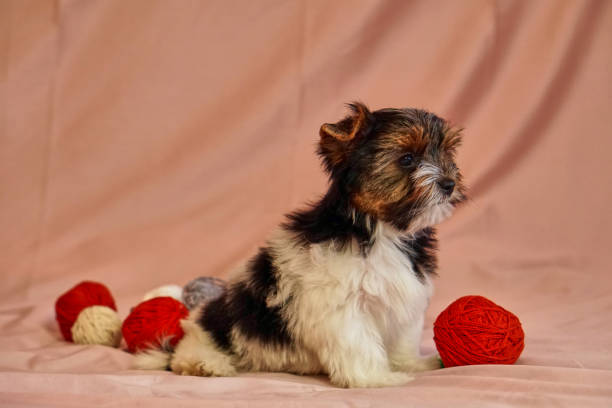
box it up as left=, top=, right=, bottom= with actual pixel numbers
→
left=272, top=222, right=432, bottom=347
left=261, top=222, right=436, bottom=386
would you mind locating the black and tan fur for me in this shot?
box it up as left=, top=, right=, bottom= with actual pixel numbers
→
left=136, top=103, right=466, bottom=388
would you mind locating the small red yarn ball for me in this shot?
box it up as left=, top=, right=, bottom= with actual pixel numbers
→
left=55, top=281, right=117, bottom=342
left=122, top=296, right=189, bottom=353
left=433, top=295, right=525, bottom=367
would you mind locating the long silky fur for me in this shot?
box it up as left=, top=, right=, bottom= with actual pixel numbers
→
left=135, top=103, right=465, bottom=388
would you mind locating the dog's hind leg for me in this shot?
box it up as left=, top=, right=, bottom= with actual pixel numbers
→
left=170, top=318, right=236, bottom=377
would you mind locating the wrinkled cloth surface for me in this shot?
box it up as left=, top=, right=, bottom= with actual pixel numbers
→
left=1, top=0, right=611, bottom=406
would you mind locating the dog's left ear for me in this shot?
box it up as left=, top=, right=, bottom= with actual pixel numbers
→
left=320, top=102, right=371, bottom=142
left=318, top=102, right=372, bottom=173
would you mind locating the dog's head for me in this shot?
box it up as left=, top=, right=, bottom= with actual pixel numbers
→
left=318, top=102, right=466, bottom=232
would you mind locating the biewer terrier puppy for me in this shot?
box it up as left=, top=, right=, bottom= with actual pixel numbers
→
left=136, top=103, right=466, bottom=387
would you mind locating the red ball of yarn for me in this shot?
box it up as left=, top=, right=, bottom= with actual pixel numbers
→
left=433, top=295, right=525, bottom=367
left=122, top=296, right=189, bottom=353
left=55, top=281, right=117, bottom=342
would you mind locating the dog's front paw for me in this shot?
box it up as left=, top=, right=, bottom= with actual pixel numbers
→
left=334, top=371, right=414, bottom=388
left=373, top=371, right=415, bottom=387
left=391, top=352, right=443, bottom=373
left=415, top=353, right=443, bottom=371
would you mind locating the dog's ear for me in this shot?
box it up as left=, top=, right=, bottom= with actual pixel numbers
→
left=318, top=102, right=372, bottom=173
left=320, top=102, right=370, bottom=142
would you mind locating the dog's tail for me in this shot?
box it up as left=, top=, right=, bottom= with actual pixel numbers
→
left=134, top=348, right=172, bottom=371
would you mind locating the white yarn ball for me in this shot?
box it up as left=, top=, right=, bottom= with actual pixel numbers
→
left=71, top=305, right=122, bottom=347
left=141, top=284, right=183, bottom=303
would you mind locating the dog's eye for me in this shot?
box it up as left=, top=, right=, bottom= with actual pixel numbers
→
left=399, top=153, right=415, bottom=168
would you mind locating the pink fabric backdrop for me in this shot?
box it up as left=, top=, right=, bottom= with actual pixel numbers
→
left=1, top=0, right=611, bottom=406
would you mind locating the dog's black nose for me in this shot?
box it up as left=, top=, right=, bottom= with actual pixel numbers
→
left=438, top=178, right=455, bottom=195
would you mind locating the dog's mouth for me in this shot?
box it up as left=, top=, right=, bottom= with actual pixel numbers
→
left=448, top=190, right=467, bottom=206
left=398, top=201, right=454, bottom=233
left=427, top=194, right=455, bottom=208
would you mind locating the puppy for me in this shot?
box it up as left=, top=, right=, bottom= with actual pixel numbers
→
left=136, top=103, right=466, bottom=388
